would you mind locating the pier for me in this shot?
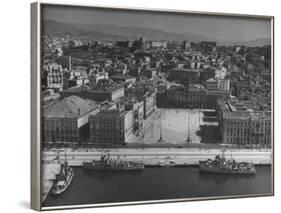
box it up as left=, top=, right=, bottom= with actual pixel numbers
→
left=41, top=147, right=272, bottom=203
left=42, top=148, right=272, bottom=167
left=41, top=164, right=60, bottom=202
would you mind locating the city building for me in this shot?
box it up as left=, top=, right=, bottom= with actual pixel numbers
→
left=142, top=91, right=157, bottom=119
left=206, top=78, right=230, bottom=91
left=157, top=85, right=206, bottom=108
left=215, top=67, right=227, bottom=79
left=199, top=68, right=216, bottom=82
left=61, top=85, right=125, bottom=102
left=43, top=95, right=99, bottom=142
left=206, top=90, right=230, bottom=108
left=88, top=72, right=109, bottom=86
left=206, top=78, right=218, bottom=90
left=199, top=41, right=217, bottom=53
left=116, top=40, right=130, bottom=48
left=217, top=99, right=271, bottom=147
left=110, top=75, right=136, bottom=84
left=168, top=68, right=200, bottom=85
left=151, top=41, right=167, bottom=49
left=89, top=109, right=134, bottom=145
left=44, top=63, right=65, bottom=90
left=182, top=40, right=191, bottom=50
left=123, top=100, right=144, bottom=135
left=157, top=85, right=230, bottom=109
left=222, top=111, right=271, bottom=146
left=56, top=55, right=72, bottom=70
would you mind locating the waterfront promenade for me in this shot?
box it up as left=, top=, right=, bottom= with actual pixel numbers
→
left=41, top=147, right=272, bottom=202
left=43, top=148, right=272, bottom=166
left=42, top=164, right=60, bottom=202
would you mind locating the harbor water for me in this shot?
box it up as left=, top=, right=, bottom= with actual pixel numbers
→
left=43, top=166, right=272, bottom=207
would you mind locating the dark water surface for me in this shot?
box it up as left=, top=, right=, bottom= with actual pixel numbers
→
left=43, top=166, right=272, bottom=207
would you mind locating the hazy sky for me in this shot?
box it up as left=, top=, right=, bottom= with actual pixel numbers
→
left=42, top=4, right=271, bottom=41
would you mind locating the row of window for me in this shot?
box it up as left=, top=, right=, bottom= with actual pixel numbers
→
left=226, top=120, right=271, bottom=126
left=226, top=137, right=271, bottom=144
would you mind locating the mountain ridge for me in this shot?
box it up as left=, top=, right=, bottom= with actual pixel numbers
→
left=43, top=20, right=271, bottom=47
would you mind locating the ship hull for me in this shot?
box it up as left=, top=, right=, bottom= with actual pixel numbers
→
left=199, top=165, right=256, bottom=175
left=51, top=168, right=74, bottom=195
left=83, top=162, right=144, bottom=171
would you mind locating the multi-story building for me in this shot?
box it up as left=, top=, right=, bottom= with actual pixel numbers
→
left=44, top=63, right=65, bottom=90
left=56, top=55, right=72, bottom=70
left=151, top=41, right=167, bottom=49
left=206, top=78, right=218, bottom=90
left=182, top=40, right=191, bottom=50
left=116, top=40, right=130, bottom=48
left=215, top=67, right=227, bottom=79
left=142, top=91, right=157, bottom=119
left=89, top=109, right=134, bottom=145
left=206, top=90, right=230, bottom=108
left=206, top=78, right=230, bottom=91
left=61, top=85, right=125, bottom=102
left=157, top=86, right=230, bottom=109
left=110, top=75, right=137, bottom=84
left=199, top=68, right=216, bottom=82
left=199, top=41, right=217, bottom=53
left=217, top=99, right=271, bottom=147
left=157, top=86, right=206, bottom=108
left=43, top=95, right=99, bottom=142
left=124, top=100, right=144, bottom=136
left=168, top=68, right=200, bottom=84
left=88, top=72, right=109, bottom=86
left=222, top=111, right=271, bottom=146
left=218, top=79, right=230, bottom=91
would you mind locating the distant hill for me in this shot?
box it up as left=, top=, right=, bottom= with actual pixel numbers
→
left=43, top=20, right=126, bottom=41
left=43, top=20, right=271, bottom=46
left=78, top=23, right=211, bottom=42
left=43, top=20, right=210, bottom=42
left=218, top=38, right=271, bottom=47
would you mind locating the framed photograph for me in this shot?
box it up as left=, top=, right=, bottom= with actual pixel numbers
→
left=31, top=1, right=274, bottom=211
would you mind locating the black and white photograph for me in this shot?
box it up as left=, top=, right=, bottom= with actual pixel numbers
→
left=34, top=2, right=273, bottom=210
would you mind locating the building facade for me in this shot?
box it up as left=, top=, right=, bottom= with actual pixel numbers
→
left=206, top=78, right=230, bottom=91
left=89, top=109, right=134, bottom=145
left=222, top=111, right=271, bottom=146
left=124, top=101, right=144, bottom=136
left=168, top=68, right=200, bottom=84
left=143, top=91, right=157, bottom=119
left=43, top=96, right=99, bottom=142
left=44, top=63, right=65, bottom=90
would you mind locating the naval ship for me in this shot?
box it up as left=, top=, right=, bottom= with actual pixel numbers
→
left=199, top=151, right=256, bottom=175
left=83, top=153, right=144, bottom=171
left=50, top=161, right=74, bottom=195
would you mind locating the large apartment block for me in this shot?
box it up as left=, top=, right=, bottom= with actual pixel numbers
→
left=89, top=109, right=134, bottom=145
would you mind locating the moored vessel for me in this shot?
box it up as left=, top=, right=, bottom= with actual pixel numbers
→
left=199, top=151, right=256, bottom=175
left=83, top=153, right=144, bottom=171
left=51, top=161, right=74, bottom=195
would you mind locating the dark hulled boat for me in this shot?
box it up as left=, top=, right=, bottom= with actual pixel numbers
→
left=199, top=152, right=256, bottom=175
left=51, top=161, right=74, bottom=195
left=83, top=153, right=144, bottom=171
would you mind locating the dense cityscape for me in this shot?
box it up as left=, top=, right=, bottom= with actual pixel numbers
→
left=41, top=22, right=272, bottom=149
left=40, top=14, right=272, bottom=207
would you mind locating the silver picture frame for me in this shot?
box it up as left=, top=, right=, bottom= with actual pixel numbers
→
left=31, top=1, right=274, bottom=211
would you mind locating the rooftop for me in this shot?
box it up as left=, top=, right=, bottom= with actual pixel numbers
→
left=206, top=78, right=217, bottom=82
left=171, top=68, right=201, bottom=72
left=223, top=111, right=271, bottom=120
left=110, top=75, right=136, bottom=80
left=43, top=95, right=99, bottom=119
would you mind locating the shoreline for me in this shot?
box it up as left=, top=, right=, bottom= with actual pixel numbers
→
left=42, top=148, right=273, bottom=166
